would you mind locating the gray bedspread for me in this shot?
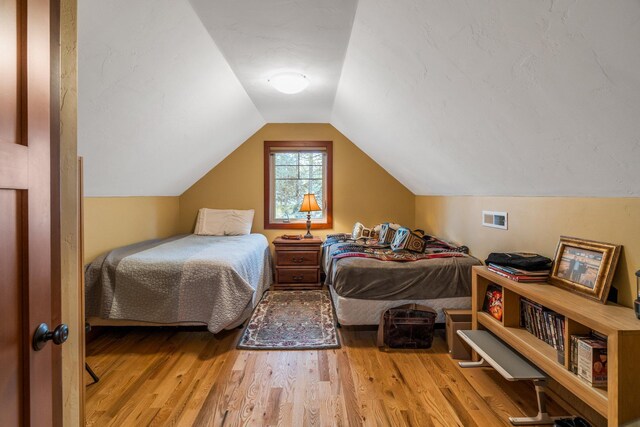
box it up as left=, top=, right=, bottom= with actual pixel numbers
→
left=85, top=234, right=272, bottom=333
left=323, top=242, right=481, bottom=300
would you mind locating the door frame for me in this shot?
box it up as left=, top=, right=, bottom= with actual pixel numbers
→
left=51, top=1, right=63, bottom=425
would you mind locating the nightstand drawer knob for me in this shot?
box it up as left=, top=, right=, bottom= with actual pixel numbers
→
left=293, top=275, right=304, bottom=281
left=292, top=257, right=306, bottom=263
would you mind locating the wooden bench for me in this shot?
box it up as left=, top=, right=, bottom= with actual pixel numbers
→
left=457, top=330, right=568, bottom=425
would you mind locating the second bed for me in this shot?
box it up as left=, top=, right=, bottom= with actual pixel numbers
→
left=323, top=241, right=482, bottom=324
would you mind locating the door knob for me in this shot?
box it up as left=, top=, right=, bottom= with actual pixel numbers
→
left=32, top=323, right=69, bottom=351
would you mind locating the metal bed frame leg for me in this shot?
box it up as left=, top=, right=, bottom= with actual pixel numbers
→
left=84, top=321, right=99, bottom=385
left=85, top=363, right=99, bottom=384
left=508, top=380, right=564, bottom=426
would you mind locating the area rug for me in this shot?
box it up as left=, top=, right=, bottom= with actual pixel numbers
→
left=237, top=290, right=340, bottom=350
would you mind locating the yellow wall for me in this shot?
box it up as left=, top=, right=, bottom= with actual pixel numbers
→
left=415, top=196, right=640, bottom=307
left=83, top=125, right=640, bottom=310
left=178, top=123, right=416, bottom=242
left=82, top=124, right=414, bottom=262
left=84, top=196, right=180, bottom=262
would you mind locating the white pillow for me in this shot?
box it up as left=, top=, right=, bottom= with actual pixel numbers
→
left=224, top=209, right=255, bottom=235
left=194, top=208, right=254, bottom=236
left=194, top=208, right=227, bottom=235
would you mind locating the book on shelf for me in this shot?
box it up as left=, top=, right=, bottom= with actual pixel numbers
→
left=488, top=263, right=549, bottom=282
left=519, top=298, right=564, bottom=351
left=570, top=335, right=587, bottom=374
left=570, top=334, right=608, bottom=387
left=482, top=284, right=503, bottom=321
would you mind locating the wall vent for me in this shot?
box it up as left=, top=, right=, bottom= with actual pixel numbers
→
left=482, top=211, right=508, bottom=230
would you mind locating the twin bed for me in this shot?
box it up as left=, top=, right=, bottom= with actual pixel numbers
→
left=322, top=241, right=481, bottom=324
left=85, top=234, right=272, bottom=333
left=85, top=232, right=480, bottom=331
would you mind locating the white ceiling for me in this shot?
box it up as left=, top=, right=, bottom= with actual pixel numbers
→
left=189, top=0, right=358, bottom=123
left=78, top=0, right=264, bottom=196
left=78, top=0, right=640, bottom=197
left=332, top=0, right=640, bottom=196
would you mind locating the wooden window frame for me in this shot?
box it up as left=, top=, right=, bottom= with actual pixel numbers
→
left=264, top=141, right=333, bottom=230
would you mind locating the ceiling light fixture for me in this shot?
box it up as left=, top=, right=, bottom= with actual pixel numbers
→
left=268, top=72, right=310, bottom=94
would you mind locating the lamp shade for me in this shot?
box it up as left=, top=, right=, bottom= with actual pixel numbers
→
left=299, top=193, right=321, bottom=212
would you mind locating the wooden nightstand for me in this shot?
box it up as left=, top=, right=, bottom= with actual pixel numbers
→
left=273, top=236, right=323, bottom=290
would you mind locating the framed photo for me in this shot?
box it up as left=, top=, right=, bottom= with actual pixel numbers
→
left=549, top=236, right=621, bottom=304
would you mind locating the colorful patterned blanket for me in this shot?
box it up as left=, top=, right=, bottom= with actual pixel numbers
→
left=324, top=233, right=469, bottom=255
left=323, top=233, right=352, bottom=247
left=330, top=244, right=465, bottom=262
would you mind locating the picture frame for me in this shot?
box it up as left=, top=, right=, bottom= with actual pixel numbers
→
left=548, top=236, right=621, bottom=304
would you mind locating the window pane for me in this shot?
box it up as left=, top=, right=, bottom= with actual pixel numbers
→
left=311, top=165, right=323, bottom=179
left=310, top=210, right=323, bottom=219
left=274, top=178, right=326, bottom=220
left=269, top=147, right=328, bottom=223
left=274, top=152, right=298, bottom=165
left=299, top=152, right=313, bottom=166
left=275, top=165, right=298, bottom=179
left=299, top=165, right=311, bottom=179
left=309, top=179, right=323, bottom=197
left=274, top=179, right=301, bottom=220
left=308, top=180, right=323, bottom=219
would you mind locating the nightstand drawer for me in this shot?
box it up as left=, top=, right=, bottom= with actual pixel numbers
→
left=272, top=236, right=323, bottom=289
left=276, top=250, right=318, bottom=266
left=276, top=268, right=319, bottom=284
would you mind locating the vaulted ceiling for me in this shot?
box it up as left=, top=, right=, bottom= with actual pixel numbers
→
left=78, top=0, right=640, bottom=197
left=189, top=0, right=358, bottom=123
left=78, top=0, right=264, bottom=196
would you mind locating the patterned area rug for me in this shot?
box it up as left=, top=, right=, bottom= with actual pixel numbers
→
left=238, top=290, right=340, bottom=350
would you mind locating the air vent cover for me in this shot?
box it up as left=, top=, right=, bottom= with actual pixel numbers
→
left=482, top=211, right=508, bottom=230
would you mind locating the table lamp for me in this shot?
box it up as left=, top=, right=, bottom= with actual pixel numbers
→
left=299, top=193, right=321, bottom=238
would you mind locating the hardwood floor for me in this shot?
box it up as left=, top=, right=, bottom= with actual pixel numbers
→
left=85, top=327, right=598, bottom=426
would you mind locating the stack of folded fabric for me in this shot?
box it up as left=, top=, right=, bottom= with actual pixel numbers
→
left=485, top=252, right=552, bottom=283
left=487, top=263, right=550, bottom=282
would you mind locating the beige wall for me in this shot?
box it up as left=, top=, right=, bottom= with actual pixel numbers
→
left=84, top=197, right=180, bottom=262
left=415, top=196, right=640, bottom=307
left=178, top=123, right=416, bottom=242
left=82, top=124, right=415, bottom=261
left=82, top=125, right=640, bottom=311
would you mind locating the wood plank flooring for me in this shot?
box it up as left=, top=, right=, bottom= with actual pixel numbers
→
left=85, top=327, right=599, bottom=426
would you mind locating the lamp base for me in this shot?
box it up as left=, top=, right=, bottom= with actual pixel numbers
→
left=635, top=299, right=640, bottom=320
left=304, top=214, right=313, bottom=238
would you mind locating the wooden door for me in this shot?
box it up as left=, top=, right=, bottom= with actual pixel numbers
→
left=1, top=0, right=62, bottom=425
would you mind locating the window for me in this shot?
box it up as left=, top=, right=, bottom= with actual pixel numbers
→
left=264, top=141, right=333, bottom=229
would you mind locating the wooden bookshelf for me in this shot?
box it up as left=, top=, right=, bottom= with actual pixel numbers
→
left=472, top=266, right=640, bottom=427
